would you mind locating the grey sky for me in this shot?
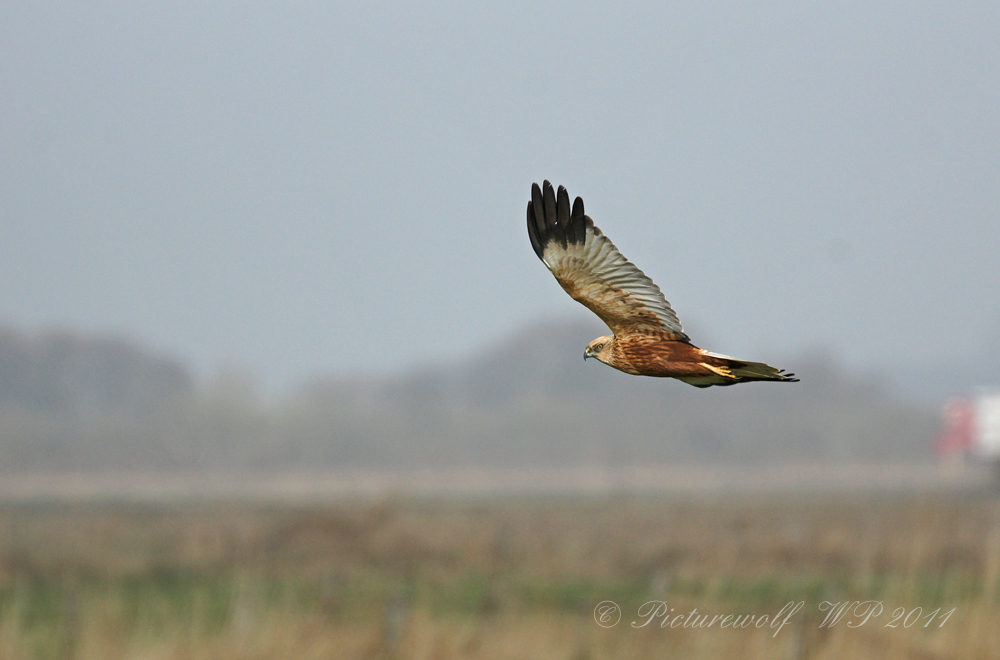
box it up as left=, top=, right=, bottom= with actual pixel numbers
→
left=1, top=1, right=998, bottom=393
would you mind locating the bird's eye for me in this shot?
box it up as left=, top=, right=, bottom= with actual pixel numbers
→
left=595, top=344, right=603, bottom=351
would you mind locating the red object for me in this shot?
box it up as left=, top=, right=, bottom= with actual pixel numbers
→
left=936, top=397, right=975, bottom=458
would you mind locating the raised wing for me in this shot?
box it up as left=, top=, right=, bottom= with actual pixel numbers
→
left=526, top=180, right=688, bottom=340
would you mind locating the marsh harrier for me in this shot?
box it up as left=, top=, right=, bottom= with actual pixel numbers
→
left=527, top=181, right=798, bottom=387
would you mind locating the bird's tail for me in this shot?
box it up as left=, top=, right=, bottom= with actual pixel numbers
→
left=727, top=359, right=799, bottom=383
left=700, top=351, right=799, bottom=386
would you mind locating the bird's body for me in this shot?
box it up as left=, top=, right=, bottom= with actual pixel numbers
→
left=527, top=180, right=798, bottom=388
left=595, top=332, right=730, bottom=378
left=588, top=331, right=792, bottom=386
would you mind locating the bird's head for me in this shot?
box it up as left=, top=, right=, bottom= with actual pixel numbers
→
left=584, top=336, right=614, bottom=364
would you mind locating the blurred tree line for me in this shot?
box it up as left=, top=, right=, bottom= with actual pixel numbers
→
left=0, top=326, right=191, bottom=414
left=0, top=320, right=938, bottom=474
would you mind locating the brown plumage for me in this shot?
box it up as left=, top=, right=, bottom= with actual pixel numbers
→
left=527, top=180, right=798, bottom=388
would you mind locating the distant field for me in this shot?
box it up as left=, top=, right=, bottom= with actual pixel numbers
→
left=0, top=462, right=993, bottom=500
left=1, top=485, right=998, bottom=659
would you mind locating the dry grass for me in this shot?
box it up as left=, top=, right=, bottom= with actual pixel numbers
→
left=0, top=491, right=998, bottom=659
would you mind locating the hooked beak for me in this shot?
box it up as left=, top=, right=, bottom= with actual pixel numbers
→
left=583, top=348, right=592, bottom=361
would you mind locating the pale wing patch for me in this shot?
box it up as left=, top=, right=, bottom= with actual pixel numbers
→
left=542, top=225, right=686, bottom=338
left=701, top=350, right=738, bottom=360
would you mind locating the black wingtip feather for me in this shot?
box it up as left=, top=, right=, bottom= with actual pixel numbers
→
left=571, top=197, right=587, bottom=244
left=556, top=186, right=571, bottom=248
left=530, top=182, right=544, bottom=229
left=527, top=201, right=544, bottom=259
left=542, top=181, right=559, bottom=238
left=526, top=181, right=588, bottom=262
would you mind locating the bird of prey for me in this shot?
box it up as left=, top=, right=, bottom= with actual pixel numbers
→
left=526, top=181, right=798, bottom=387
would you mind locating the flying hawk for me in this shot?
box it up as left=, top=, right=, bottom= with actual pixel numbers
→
left=527, top=181, right=798, bottom=387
